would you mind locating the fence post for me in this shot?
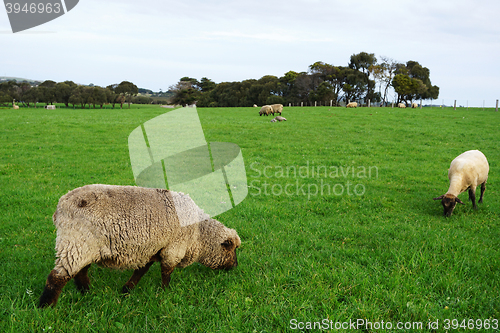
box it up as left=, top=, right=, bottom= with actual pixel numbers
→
left=330, top=100, right=333, bottom=107
left=496, top=99, right=499, bottom=112
left=420, top=99, right=422, bottom=109
left=454, top=100, right=456, bottom=110
left=368, top=99, right=371, bottom=108
left=301, top=102, right=303, bottom=107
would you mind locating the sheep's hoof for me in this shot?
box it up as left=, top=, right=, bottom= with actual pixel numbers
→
left=121, top=285, right=133, bottom=294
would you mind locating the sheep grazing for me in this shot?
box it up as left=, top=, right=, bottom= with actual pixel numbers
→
left=346, top=102, right=357, bottom=108
left=398, top=103, right=406, bottom=108
left=13, top=105, right=19, bottom=110
left=433, top=150, right=489, bottom=217
left=411, top=102, right=418, bottom=108
left=270, top=104, right=283, bottom=115
left=38, top=184, right=241, bottom=308
left=271, top=116, right=286, bottom=122
left=253, top=104, right=258, bottom=107
left=259, top=105, right=273, bottom=116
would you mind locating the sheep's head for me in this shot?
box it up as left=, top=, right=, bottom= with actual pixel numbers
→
left=199, top=220, right=241, bottom=270
left=433, top=193, right=465, bottom=217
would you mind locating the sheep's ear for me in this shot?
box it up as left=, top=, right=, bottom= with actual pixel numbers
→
left=433, top=195, right=444, bottom=200
left=221, top=239, right=234, bottom=250
left=456, top=197, right=465, bottom=205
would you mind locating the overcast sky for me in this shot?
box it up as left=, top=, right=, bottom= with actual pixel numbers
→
left=2, top=0, right=499, bottom=106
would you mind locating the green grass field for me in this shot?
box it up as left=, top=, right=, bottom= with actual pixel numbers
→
left=1, top=104, right=499, bottom=332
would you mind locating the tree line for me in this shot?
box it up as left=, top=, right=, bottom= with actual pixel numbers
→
left=0, top=80, right=143, bottom=108
left=170, top=52, right=440, bottom=107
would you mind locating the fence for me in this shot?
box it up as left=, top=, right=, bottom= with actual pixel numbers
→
left=287, top=99, right=500, bottom=111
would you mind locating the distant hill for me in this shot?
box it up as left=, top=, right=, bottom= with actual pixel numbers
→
left=0, top=76, right=42, bottom=85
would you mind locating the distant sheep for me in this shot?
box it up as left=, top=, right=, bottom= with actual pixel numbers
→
left=271, top=104, right=283, bottom=115
left=271, top=116, right=286, bottom=122
left=259, top=105, right=273, bottom=116
left=433, top=150, right=489, bottom=217
left=411, top=102, right=418, bottom=108
left=346, top=102, right=357, bottom=108
left=38, top=184, right=241, bottom=308
left=398, top=103, right=406, bottom=108
left=253, top=104, right=258, bottom=107
left=13, top=105, right=19, bottom=110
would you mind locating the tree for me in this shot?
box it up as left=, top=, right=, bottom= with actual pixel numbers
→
left=132, top=95, right=153, bottom=104
left=0, top=90, right=11, bottom=106
left=370, top=56, right=398, bottom=105
left=340, top=67, right=368, bottom=104
left=23, top=87, right=40, bottom=107
left=38, top=80, right=57, bottom=105
left=68, top=88, right=83, bottom=109
left=279, top=70, right=300, bottom=103
left=115, top=81, right=138, bottom=108
left=79, top=86, right=94, bottom=109
left=349, top=52, right=377, bottom=104
left=92, top=86, right=107, bottom=108
left=55, top=82, right=74, bottom=107
left=18, top=82, right=32, bottom=106
left=105, top=85, right=119, bottom=108
left=309, top=62, right=343, bottom=105
left=198, top=77, right=216, bottom=92
left=169, top=79, right=200, bottom=106
left=0, top=80, right=23, bottom=103
left=405, top=61, right=439, bottom=100
left=349, top=52, right=377, bottom=75
left=392, top=60, right=439, bottom=103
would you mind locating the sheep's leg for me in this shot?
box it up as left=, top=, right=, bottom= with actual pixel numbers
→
left=160, top=262, right=175, bottom=289
left=122, top=261, right=155, bottom=293
left=73, top=264, right=91, bottom=293
left=478, top=183, right=486, bottom=203
left=468, top=188, right=477, bottom=209
left=38, top=270, right=71, bottom=308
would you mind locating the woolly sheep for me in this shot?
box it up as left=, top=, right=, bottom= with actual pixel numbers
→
left=272, top=116, right=287, bottom=122
left=411, top=102, right=418, bottom=108
left=398, top=103, right=406, bottom=108
left=259, top=105, right=273, bottom=116
left=13, top=105, right=19, bottom=110
left=346, top=102, right=357, bottom=108
left=38, top=184, right=241, bottom=308
left=270, top=104, right=283, bottom=115
left=433, top=150, right=489, bottom=217
left=253, top=104, right=258, bottom=107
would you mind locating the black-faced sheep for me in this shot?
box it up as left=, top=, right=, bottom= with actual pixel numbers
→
left=346, top=102, right=357, bottom=108
left=259, top=105, right=273, bottom=116
left=270, top=104, right=283, bottom=115
left=433, top=150, right=489, bottom=217
left=38, top=184, right=241, bottom=308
